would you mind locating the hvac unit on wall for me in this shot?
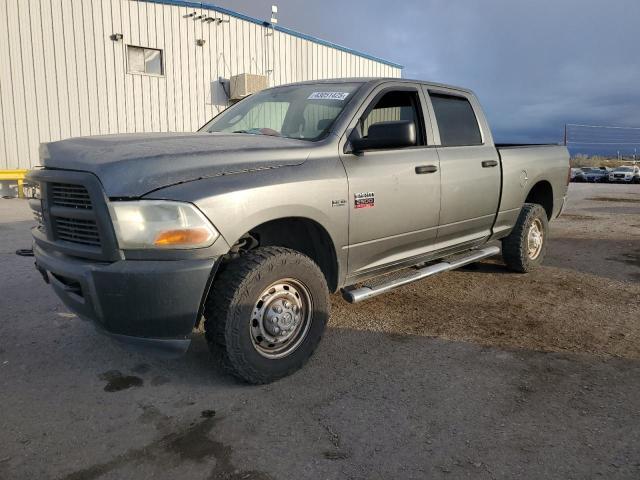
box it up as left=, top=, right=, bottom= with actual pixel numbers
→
left=229, top=74, right=269, bottom=101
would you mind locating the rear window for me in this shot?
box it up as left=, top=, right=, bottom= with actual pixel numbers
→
left=430, top=93, right=482, bottom=147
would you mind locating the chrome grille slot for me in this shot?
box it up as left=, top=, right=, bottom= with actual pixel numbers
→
left=51, top=183, right=93, bottom=209
left=55, top=217, right=101, bottom=247
left=29, top=196, right=45, bottom=232
left=33, top=209, right=45, bottom=231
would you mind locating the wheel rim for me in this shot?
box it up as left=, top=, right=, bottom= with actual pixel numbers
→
left=250, top=278, right=312, bottom=359
left=527, top=218, right=544, bottom=260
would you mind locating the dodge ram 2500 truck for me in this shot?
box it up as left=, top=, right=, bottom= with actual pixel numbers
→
left=28, top=78, right=570, bottom=384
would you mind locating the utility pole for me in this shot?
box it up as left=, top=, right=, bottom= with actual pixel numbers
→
left=268, top=5, right=278, bottom=86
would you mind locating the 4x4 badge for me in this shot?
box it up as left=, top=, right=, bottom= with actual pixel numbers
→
left=331, top=199, right=346, bottom=207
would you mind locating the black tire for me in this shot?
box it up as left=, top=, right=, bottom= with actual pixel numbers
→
left=203, top=246, right=330, bottom=384
left=501, top=203, right=549, bottom=273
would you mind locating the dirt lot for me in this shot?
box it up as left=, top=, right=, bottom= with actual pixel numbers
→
left=1, top=183, right=639, bottom=479
left=332, top=183, right=640, bottom=359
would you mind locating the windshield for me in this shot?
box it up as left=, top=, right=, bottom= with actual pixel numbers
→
left=614, top=167, right=633, bottom=172
left=200, top=83, right=363, bottom=141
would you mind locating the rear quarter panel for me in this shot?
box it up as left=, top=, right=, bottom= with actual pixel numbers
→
left=494, top=145, right=569, bottom=237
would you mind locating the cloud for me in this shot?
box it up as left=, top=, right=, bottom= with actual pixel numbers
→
left=213, top=0, right=640, bottom=145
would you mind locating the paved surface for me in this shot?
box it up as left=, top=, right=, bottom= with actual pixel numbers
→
left=1, top=184, right=639, bottom=479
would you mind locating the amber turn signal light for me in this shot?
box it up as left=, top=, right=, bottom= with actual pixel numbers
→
left=153, top=228, right=212, bottom=247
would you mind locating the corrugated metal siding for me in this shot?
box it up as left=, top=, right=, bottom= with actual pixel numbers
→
left=0, top=0, right=401, bottom=169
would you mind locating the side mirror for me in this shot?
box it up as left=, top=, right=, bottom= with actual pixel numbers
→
left=350, top=120, right=416, bottom=153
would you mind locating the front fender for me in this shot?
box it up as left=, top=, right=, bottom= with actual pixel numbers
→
left=146, top=158, right=349, bottom=280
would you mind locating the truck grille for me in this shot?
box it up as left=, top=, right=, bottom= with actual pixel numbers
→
left=28, top=170, right=119, bottom=261
left=55, top=217, right=102, bottom=247
left=51, top=183, right=93, bottom=209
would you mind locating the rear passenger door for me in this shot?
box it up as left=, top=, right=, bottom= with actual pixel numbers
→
left=425, top=88, right=501, bottom=246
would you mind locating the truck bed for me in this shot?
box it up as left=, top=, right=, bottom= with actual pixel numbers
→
left=492, top=144, right=570, bottom=238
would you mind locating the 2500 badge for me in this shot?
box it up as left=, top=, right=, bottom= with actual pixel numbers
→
left=354, top=192, right=375, bottom=209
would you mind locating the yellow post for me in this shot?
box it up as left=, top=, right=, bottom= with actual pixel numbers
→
left=0, top=170, right=28, bottom=198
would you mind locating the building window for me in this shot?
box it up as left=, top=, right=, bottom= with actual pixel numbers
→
left=127, top=45, right=163, bottom=76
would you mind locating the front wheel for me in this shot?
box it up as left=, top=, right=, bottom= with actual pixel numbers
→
left=204, top=247, right=330, bottom=384
left=501, top=203, right=549, bottom=273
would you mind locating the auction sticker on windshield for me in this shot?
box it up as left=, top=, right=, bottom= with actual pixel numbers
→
left=308, top=92, right=350, bottom=100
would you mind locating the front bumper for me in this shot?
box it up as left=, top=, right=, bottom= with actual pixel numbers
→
left=610, top=177, right=633, bottom=182
left=34, top=244, right=217, bottom=356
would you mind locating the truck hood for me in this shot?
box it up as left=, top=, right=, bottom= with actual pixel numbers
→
left=40, top=132, right=311, bottom=197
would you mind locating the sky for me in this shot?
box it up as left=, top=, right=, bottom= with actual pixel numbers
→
left=210, top=0, right=640, bottom=150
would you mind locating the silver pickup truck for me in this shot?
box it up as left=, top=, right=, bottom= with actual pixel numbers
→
left=28, top=78, right=569, bottom=383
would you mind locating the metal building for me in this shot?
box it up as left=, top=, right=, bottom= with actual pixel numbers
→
left=0, top=0, right=402, bottom=172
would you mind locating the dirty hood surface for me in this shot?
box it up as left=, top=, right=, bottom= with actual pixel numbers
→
left=41, top=132, right=311, bottom=197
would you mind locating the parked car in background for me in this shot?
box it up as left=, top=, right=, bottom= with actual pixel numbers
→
left=609, top=165, right=640, bottom=183
left=570, top=168, right=582, bottom=182
left=572, top=168, right=587, bottom=182
left=583, top=167, right=610, bottom=183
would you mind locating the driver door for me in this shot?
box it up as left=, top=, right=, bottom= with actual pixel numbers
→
left=339, top=84, right=441, bottom=281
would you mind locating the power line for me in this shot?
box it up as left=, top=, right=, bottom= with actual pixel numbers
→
left=566, top=123, right=640, bottom=130
left=564, top=123, right=640, bottom=147
left=567, top=142, right=640, bottom=145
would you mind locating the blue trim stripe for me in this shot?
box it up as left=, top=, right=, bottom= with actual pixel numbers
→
left=137, top=0, right=404, bottom=69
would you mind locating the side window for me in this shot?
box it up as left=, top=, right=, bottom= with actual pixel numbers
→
left=359, top=90, right=425, bottom=146
left=127, top=45, right=163, bottom=75
left=429, top=93, right=482, bottom=147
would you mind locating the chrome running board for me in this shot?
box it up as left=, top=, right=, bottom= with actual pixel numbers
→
left=341, top=245, right=501, bottom=304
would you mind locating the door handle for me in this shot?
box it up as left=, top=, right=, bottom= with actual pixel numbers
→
left=482, top=160, right=498, bottom=168
left=415, top=165, right=438, bottom=174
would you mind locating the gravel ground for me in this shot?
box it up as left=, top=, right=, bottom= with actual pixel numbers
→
left=1, top=183, right=639, bottom=479
left=332, top=183, right=640, bottom=359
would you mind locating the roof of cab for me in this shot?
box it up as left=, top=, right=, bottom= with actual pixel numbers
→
left=268, top=78, right=475, bottom=96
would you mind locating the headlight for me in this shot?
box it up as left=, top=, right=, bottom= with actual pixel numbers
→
left=108, top=200, right=219, bottom=249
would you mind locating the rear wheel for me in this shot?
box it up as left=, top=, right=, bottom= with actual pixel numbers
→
left=501, top=203, right=549, bottom=273
left=204, top=247, right=329, bottom=384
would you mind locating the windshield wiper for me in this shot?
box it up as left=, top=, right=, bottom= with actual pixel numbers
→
left=231, top=129, right=283, bottom=137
